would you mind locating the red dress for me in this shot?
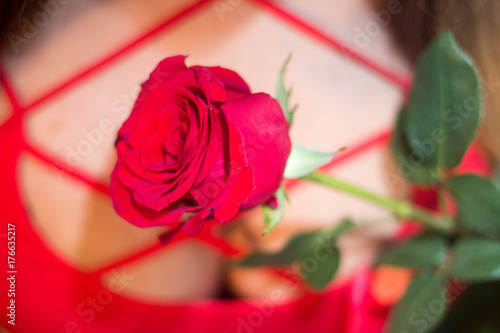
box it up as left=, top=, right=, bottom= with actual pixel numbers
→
left=0, top=116, right=394, bottom=332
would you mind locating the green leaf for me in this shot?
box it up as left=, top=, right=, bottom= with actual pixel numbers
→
left=296, top=219, right=354, bottom=289
left=323, top=218, right=356, bottom=238
left=448, top=237, right=500, bottom=282
left=392, top=107, right=435, bottom=184
left=303, top=247, right=340, bottom=289
left=388, top=276, right=447, bottom=333
left=276, top=54, right=297, bottom=125
left=446, top=174, right=500, bottom=235
left=238, top=232, right=317, bottom=267
left=378, top=234, right=448, bottom=267
left=238, top=219, right=355, bottom=289
left=262, top=185, right=287, bottom=235
left=284, top=145, right=344, bottom=179
left=492, top=163, right=500, bottom=187
left=405, top=31, right=481, bottom=171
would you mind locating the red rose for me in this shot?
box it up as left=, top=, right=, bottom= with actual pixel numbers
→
left=111, top=56, right=291, bottom=234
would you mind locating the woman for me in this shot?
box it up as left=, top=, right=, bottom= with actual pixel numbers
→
left=5, top=0, right=493, bottom=332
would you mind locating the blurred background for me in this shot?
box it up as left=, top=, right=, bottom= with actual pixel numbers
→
left=1, top=0, right=499, bottom=332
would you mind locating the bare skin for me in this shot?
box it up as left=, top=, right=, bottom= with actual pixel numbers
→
left=1, top=0, right=407, bottom=302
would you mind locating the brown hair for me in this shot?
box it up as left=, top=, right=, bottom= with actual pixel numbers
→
left=0, top=0, right=41, bottom=49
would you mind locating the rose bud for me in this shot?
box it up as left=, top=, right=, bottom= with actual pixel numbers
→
left=111, top=56, right=291, bottom=234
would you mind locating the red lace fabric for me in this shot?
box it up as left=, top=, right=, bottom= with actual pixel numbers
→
left=0, top=0, right=415, bottom=332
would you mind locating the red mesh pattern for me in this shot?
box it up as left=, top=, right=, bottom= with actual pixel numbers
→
left=0, top=0, right=405, bottom=286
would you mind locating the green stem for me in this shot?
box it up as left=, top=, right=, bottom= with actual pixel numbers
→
left=301, top=171, right=455, bottom=234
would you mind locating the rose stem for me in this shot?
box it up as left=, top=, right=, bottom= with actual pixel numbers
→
left=301, top=171, right=455, bottom=234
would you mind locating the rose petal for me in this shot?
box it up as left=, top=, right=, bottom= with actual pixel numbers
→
left=181, top=212, right=207, bottom=235
left=212, top=165, right=254, bottom=222
left=194, top=109, right=220, bottom=186
left=110, top=166, right=186, bottom=227
left=203, top=117, right=255, bottom=222
left=222, top=93, right=291, bottom=208
left=192, top=65, right=251, bottom=97
left=195, top=67, right=227, bottom=103
left=152, top=55, right=189, bottom=85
